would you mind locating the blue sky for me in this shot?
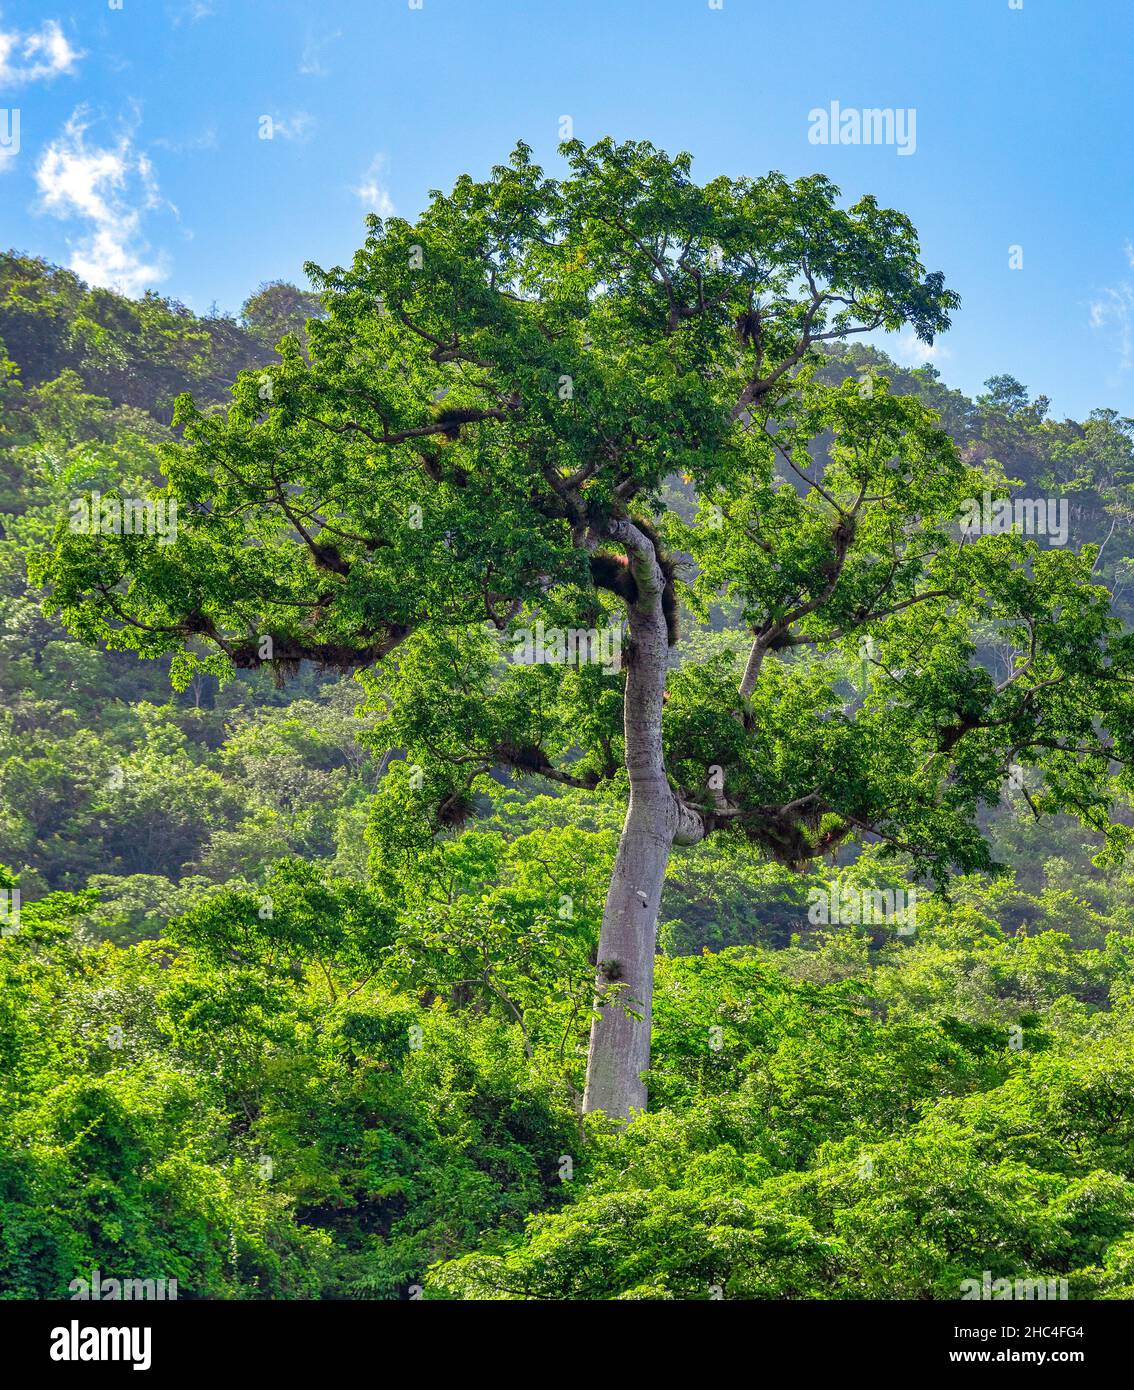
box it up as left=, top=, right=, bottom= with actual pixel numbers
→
left=1, top=0, right=1133, bottom=421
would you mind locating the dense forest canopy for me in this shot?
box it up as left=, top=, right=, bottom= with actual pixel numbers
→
left=26, top=140, right=1134, bottom=1121
left=4, top=141, right=1134, bottom=1300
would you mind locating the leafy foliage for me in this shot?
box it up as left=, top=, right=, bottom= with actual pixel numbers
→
left=6, top=141, right=1134, bottom=1296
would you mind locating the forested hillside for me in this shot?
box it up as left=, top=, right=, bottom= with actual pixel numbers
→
left=4, top=242, right=1134, bottom=1300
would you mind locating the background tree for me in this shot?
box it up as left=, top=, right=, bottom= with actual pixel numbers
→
left=33, top=139, right=1134, bottom=1119
left=241, top=281, right=327, bottom=352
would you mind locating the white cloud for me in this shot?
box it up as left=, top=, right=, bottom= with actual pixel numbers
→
left=170, top=1, right=215, bottom=25
left=889, top=330, right=949, bottom=368
left=1088, top=245, right=1134, bottom=373
left=152, top=126, right=218, bottom=154
left=1090, top=284, right=1134, bottom=372
left=299, top=29, right=341, bottom=77
left=353, top=154, right=394, bottom=216
left=35, top=111, right=168, bottom=295
left=0, top=19, right=82, bottom=85
left=264, top=111, right=314, bottom=142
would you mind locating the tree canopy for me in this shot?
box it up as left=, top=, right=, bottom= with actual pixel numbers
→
left=6, top=139, right=1134, bottom=1301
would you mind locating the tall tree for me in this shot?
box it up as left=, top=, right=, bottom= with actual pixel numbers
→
left=34, top=139, right=1134, bottom=1118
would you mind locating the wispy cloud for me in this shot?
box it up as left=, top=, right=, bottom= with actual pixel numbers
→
left=262, top=111, right=315, bottom=143
left=169, top=1, right=215, bottom=25
left=35, top=110, right=168, bottom=295
left=353, top=154, right=394, bottom=216
left=0, top=19, right=82, bottom=85
left=1090, top=287, right=1134, bottom=371
left=889, top=330, right=949, bottom=368
left=152, top=126, right=218, bottom=154
left=299, top=29, right=341, bottom=78
left=1088, top=243, right=1134, bottom=372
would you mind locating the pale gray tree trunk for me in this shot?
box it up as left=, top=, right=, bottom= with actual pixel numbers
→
left=582, top=521, right=703, bottom=1120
